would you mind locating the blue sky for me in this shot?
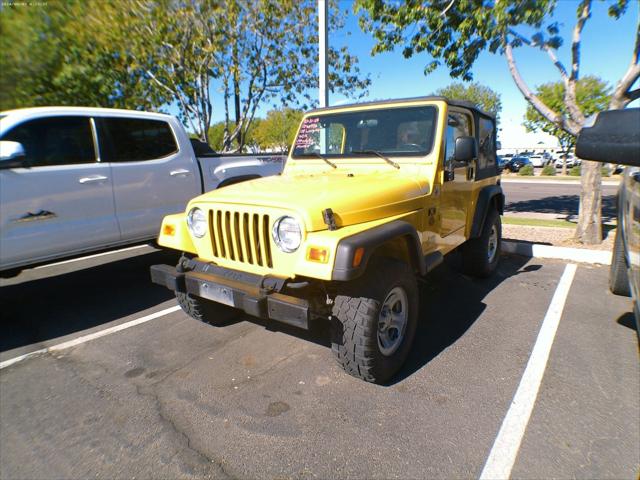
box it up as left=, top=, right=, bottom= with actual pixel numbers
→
left=202, top=0, right=638, bottom=148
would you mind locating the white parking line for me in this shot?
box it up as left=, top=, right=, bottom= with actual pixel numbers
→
left=0, top=305, right=181, bottom=370
left=479, top=263, right=578, bottom=480
left=34, top=244, right=153, bottom=269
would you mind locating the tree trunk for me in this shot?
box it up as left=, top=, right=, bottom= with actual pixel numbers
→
left=574, top=160, right=602, bottom=244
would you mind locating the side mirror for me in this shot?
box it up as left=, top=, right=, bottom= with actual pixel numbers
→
left=576, top=108, right=640, bottom=167
left=454, top=136, right=477, bottom=163
left=0, top=141, right=27, bottom=169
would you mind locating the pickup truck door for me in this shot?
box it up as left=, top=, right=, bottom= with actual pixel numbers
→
left=440, top=110, right=474, bottom=239
left=96, top=117, right=201, bottom=241
left=0, top=116, right=119, bottom=270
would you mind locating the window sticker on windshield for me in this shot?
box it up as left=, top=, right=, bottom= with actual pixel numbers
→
left=295, top=117, right=320, bottom=149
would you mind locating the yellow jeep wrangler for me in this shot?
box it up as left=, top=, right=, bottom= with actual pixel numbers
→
left=151, top=96, right=504, bottom=384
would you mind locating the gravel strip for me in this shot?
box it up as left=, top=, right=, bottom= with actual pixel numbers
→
left=502, top=224, right=615, bottom=252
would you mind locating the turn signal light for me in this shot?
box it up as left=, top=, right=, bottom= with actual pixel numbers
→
left=163, top=224, right=176, bottom=236
left=353, top=247, right=365, bottom=267
left=306, top=247, right=329, bottom=263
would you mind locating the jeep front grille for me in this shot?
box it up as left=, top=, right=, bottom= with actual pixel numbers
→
left=208, top=209, right=273, bottom=268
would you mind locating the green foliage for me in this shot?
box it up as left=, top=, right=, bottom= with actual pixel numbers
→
left=252, top=108, right=303, bottom=151
left=433, top=83, right=502, bottom=120
left=2, top=1, right=369, bottom=149
left=541, top=164, right=556, bottom=176
left=569, top=165, right=582, bottom=176
left=524, top=76, right=611, bottom=147
left=0, top=1, right=163, bottom=111
left=207, top=123, right=227, bottom=152
left=518, top=164, right=534, bottom=176
left=355, top=0, right=557, bottom=81
left=355, top=0, right=630, bottom=82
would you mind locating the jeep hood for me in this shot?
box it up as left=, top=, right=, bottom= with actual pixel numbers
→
left=195, top=170, right=429, bottom=231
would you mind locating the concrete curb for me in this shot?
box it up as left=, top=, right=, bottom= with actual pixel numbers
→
left=501, top=178, right=620, bottom=187
left=502, top=240, right=612, bottom=265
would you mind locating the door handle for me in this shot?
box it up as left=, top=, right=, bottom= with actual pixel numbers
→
left=15, top=210, right=57, bottom=223
left=79, top=175, right=108, bottom=184
left=170, top=169, right=191, bottom=177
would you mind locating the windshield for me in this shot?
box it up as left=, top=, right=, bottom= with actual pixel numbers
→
left=292, top=105, right=437, bottom=159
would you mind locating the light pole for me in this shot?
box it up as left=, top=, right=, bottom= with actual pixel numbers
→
left=318, top=0, right=328, bottom=108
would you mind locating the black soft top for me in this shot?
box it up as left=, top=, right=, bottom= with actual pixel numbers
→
left=307, top=96, right=495, bottom=121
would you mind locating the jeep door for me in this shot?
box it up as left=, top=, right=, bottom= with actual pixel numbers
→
left=440, top=109, right=474, bottom=239
left=0, top=116, right=119, bottom=270
left=96, top=116, right=200, bottom=241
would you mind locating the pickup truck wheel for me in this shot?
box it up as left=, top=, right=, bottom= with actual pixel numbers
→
left=462, top=208, right=501, bottom=278
left=176, top=292, right=240, bottom=326
left=609, top=229, right=630, bottom=296
left=331, top=258, right=418, bottom=384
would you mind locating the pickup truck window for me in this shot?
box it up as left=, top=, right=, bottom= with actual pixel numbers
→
left=1, top=116, right=96, bottom=167
left=98, top=118, right=178, bottom=162
left=292, top=106, right=436, bottom=158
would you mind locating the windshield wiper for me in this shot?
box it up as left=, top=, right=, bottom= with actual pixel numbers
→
left=306, top=152, right=337, bottom=169
left=351, top=150, right=400, bottom=169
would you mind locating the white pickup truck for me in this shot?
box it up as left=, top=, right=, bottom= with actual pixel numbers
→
left=0, top=107, right=285, bottom=276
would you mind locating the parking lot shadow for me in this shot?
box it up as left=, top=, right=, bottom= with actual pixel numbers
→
left=505, top=194, right=617, bottom=223
left=233, top=252, right=533, bottom=386
left=391, top=252, right=532, bottom=384
left=0, top=249, right=180, bottom=353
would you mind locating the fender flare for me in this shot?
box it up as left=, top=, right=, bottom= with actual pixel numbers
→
left=332, top=220, right=431, bottom=281
left=470, top=185, right=505, bottom=238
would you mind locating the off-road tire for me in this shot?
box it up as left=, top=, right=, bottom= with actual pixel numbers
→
left=462, top=208, right=501, bottom=278
left=609, top=229, right=630, bottom=297
left=176, top=292, right=240, bottom=325
left=331, top=258, right=419, bottom=384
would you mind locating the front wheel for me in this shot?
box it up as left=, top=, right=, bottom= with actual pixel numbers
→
left=176, top=292, right=240, bottom=325
left=331, top=258, right=419, bottom=384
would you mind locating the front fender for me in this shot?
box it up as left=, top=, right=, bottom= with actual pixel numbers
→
left=332, top=220, right=425, bottom=281
left=157, top=213, right=196, bottom=254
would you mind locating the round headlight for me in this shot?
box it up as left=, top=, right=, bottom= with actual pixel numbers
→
left=272, top=216, right=302, bottom=253
left=187, top=207, right=207, bottom=238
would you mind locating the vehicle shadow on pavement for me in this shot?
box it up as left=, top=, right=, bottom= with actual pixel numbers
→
left=505, top=194, right=617, bottom=224
left=0, top=250, right=180, bottom=353
left=390, top=252, right=535, bottom=385
left=616, top=312, right=638, bottom=331
left=230, top=253, right=536, bottom=386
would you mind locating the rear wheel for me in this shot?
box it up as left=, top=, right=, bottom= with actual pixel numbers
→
left=462, top=208, right=501, bottom=278
left=176, top=292, right=240, bottom=325
left=609, top=229, right=630, bottom=296
left=331, top=258, right=419, bottom=384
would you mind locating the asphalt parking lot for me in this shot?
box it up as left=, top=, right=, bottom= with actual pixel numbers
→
left=0, top=246, right=638, bottom=479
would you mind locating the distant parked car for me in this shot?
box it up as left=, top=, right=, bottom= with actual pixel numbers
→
left=576, top=108, right=640, bottom=329
left=555, top=153, right=578, bottom=168
left=529, top=154, right=548, bottom=167
left=505, top=156, right=532, bottom=172
left=497, top=155, right=507, bottom=173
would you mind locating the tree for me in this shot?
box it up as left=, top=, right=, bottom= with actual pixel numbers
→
left=3, top=1, right=369, bottom=149
left=433, top=82, right=502, bottom=120
left=83, top=0, right=369, bottom=148
left=252, top=108, right=304, bottom=151
left=524, top=76, right=611, bottom=174
left=355, top=0, right=640, bottom=244
left=0, top=1, right=164, bottom=111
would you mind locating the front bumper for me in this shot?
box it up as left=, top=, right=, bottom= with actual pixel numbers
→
left=150, top=262, right=310, bottom=330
